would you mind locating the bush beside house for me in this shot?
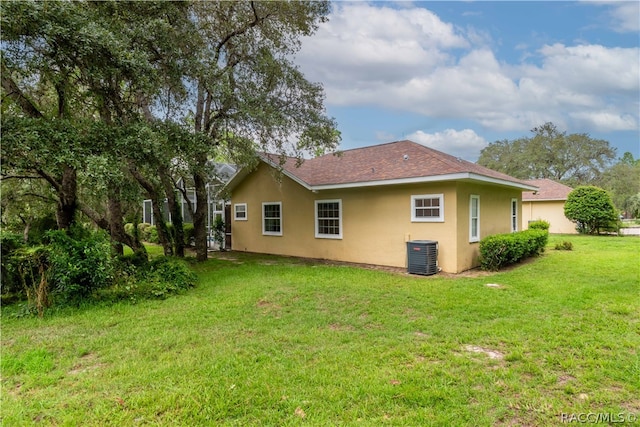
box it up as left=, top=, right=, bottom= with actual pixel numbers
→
left=479, top=229, right=549, bottom=271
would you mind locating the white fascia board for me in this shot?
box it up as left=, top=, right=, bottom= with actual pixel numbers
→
left=310, top=173, right=470, bottom=191
left=222, top=168, right=251, bottom=193
left=523, top=197, right=567, bottom=202
left=258, top=155, right=313, bottom=191
left=466, top=173, right=539, bottom=191
left=310, top=173, right=538, bottom=191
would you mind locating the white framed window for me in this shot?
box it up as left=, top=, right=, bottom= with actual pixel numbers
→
left=411, top=194, right=444, bottom=222
left=234, top=203, right=247, bottom=221
left=315, top=199, right=342, bottom=239
left=511, top=198, right=518, bottom=232
left=470, top=195, right=480, bottom=242
left=262, top=202, right=282, bottom=236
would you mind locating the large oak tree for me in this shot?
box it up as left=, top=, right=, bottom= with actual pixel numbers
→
left=478, top=122, right=616, bottom=186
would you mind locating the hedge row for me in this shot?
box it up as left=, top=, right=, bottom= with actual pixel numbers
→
left=479, top=229, right=549, bottom=271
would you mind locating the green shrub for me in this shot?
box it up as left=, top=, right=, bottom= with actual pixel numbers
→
left=9, top=246, right=51, bottom=316
left=45, top=227, right=114, bottom=304
left=26, top=214, right=58, bottom=244
left=1, top=232, right=26, bottom=298
left=555, top=241, right=573, bottom=251
left=183, top=223, right=195, bottom=246
left=147, top=225, right=159, bottom=243
left=107, top=257, right=196, bottom=301
left=564, top=186, right=617, bottom=234
left=124, top=223, right=135, bottom=237
left=479, top=229, right=548, bottom=271
left=137, top=223, right=152, bottom=241
left=213, top=217, right=225, bottom=250
left=146, top=257, right=196, bottom=298
left=528, top=220, right=550, bottom=231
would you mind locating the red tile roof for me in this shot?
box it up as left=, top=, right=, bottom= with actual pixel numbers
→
left=262, top=140, right=534, bottom=189
left=522, top=178, right=573, bottom=201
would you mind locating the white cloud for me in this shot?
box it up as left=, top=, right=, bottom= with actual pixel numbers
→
left=406, top=129, right=488, bottom=160
left=297, top=2, right=640, bottom=137
left=594, top=0, right=640, bottom=32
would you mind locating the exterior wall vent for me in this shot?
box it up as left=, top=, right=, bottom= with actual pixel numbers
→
left=407, top=240, right=438, bottom=275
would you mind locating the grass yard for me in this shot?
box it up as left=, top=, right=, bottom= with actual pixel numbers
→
left=2, top=235, right=639, bottom=426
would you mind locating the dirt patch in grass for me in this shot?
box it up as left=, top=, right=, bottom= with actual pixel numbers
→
left=68, top=352, right=106, bottom=375
left=464, top=345, right=505, bottom=360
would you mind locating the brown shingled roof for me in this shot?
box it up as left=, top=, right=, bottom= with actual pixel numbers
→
left=262, top=140, right=534, bottom=189
left=522, top=179, right=573, bottom=201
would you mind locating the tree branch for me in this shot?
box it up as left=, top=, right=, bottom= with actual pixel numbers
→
left=1, top=61, right=44, bottom=119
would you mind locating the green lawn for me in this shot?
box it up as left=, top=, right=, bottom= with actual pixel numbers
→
left=2, top=235, right=639, bottom=426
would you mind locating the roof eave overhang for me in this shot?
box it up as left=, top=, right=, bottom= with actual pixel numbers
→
left=310, top=173, right=539, bottom=191
left=523, top=197, right=568, bottom=202
left=224, top=154, right=313, bottom=193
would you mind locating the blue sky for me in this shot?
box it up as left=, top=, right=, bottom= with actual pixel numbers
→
left=296, top=1, right=640, bottom=161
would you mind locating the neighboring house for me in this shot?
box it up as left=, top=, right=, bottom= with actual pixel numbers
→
left=142, top=163, right=236, bottom=248
left=522, top=178, right=576, bottom=234
left=225, top=140, right=537, bottom=273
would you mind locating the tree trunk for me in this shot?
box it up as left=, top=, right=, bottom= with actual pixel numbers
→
left=193, top=168, right=209, bottom=262
left=159, top=167, right=184, bottom=257
left=150, top=198, right=174, bottom=257
left=79, top=202, right=148, bottom=260
left=56, top=166, right=78, bottom=230
left=108, top=192, right=125, bottom=256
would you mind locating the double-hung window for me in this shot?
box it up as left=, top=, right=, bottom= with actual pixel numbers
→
left=511, top=198, right=518, bottom=232
left=411, top=194, right=444, bottom=222
left=262, top=202, right=282, bottom=236
left=234, top=203, right=247, bottom=221
left=315, top=199, right=342, bottom=239
left=470, top=195, right=480, bottom=242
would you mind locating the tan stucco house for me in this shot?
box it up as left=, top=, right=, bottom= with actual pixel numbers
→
left=225, top=140, right=537, bottom=273
left=522, top=178, right=576, bottom=234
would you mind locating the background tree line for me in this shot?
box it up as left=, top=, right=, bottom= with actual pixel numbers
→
left=1, top=1, right=340, bottom=261
left=477, top=122, right=640, bottom=217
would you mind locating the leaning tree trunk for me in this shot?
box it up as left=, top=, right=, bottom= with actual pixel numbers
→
left=193, top=168, right=209, bottom=262
left=79, top=202, right=148, bottom=260
left=128, top=164, right=174, bottom=256
left=160, top=167, right=185, bottom=257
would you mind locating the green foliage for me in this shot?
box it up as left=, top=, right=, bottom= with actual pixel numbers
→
left=625, top=193, right=640, bottom=218
left=45, top=227, right=114, bottom=304
left=145, top=258, right=197, bottom=298
left=107, top=256, right=196, bottom=302
left=564, top=186, right=618, bottom=234
left=183, top=223, right=195, bottom=246
left=147, top=226, right=159, bottom=244
left=528, top=219, right=550, bottom=231
left=213, top=217, right=225, bottom=250
left=6, top=245, right=52, bottom=316
left=554, top=241, right=574, bottom=251
left=599, top=153, right=640, bottom=213
left=1, top=232, right=25, bottom=298
left=26, top=214, right=58, bottom=244
left=478, top=122, right=616, bottom=184
left=479, top=229, right=549, bottom=271
left=124, top=222, right=136, bottom=237
left=137, top=223, right=153, bottom=241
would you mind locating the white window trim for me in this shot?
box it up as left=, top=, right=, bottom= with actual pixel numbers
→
left=470, top=195, right=480, bottom=242
left=511, top=198, right=518, bottom=233
left=234, top=203, right=247, bottom=221
left=411, top=194, right=444, bottom=222
left=262, top=202, right=282, bottom=236
left=315, top=199, right=342, bottom=239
